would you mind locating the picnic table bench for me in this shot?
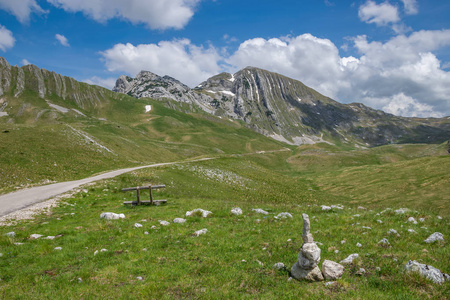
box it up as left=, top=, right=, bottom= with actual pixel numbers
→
left=122, top=184, right=167, bottom=205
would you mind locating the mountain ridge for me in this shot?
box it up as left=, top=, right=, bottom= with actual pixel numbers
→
left=114, top=66, right=450, bottom=147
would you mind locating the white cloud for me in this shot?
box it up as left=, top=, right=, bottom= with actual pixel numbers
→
left=83, top=76, right=117, bottom=90
left=48, top=0, right=201, bottom=30
left=0, top=0, right=47, bottom=23
left=400, top=0, right=418, bottom=15
left=0, top=25, right=15, bottom=52
left=101, top=30, right=450, bottom=117
left=358, top=0, right=400, bottom=27
left=381, top=93, right=442, bottom=117
left=21, top=59, right=31, bottom=65
left=55, top=34, right=70, bottom=47
left=100, top=39, right=222, bottom=87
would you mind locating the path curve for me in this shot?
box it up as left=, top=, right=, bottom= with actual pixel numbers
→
left=0, top=157, right=213, bottom=217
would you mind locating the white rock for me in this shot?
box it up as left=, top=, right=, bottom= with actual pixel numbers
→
left=144, top=231, right=149, bottom=235
left=94, top=250, right=99, bottom=256
left=424, top=232, right=444, bottom=243
left=45, top=236, right=55, bottom=240
left=100, top=212, right=125, bottom=220
left=231, top=207, right=243, bottom=215
left=408, top=229, right=416, bottom=233
left=186, top=208, right=212, bottom=218
left=29, top=234, right=43, bottom=239
left=358, top=206, right=366, bottom=210
left=6, top=232, right=16, bottom=237
left=334, top=250, right=339, bottom=254
left=14, top=242, right=24, bottom=245
left=321, top=260, right=345, bottom=280
left=298, top=243, right=321, bottom=269
left=356, top=243, right=362, bottom=247
left=321, top=205, right=331, bottom=211
left=291, top=262, right=324, bottom=281
left=341, top=240, right=346, bottom=244
left=159, top=220, right=170, bottom=226
left=395, top=208, right=409, bottom=214
left=173, top=218, right=186, bottom=224
left=151, top=226, right=157, bottom=229
left=137, top=276, right=143, bottom=281
left=407, top=217, right=418, bottom=224
left=330, top=205, right=344, bottom=210
left=54, top=247, right=62, bottom=250
left=273, top=262, right=285, bottom=269
left=437, top=216, right=442, bottom=220
left=275, top=212, right=293, bottom=219
left=325, top=281, right=336, bottom=286
left=388, top=229, right=398, bottom=235
left=376, top=267, right=381, bottom=271
left=134, top=223, right=143, bottom=228
left=419, top=218, right=425, bottom=222
left=100, top=249, right=107, bottom=252
left=404, top=260, right=446, bottom=284
left=251, top=208, right=269, bottom=215
left=378, top=238, right=390, bottom=245
left=193, top=228, right=208, bottom=236
left=340, top=253, right=359, bottom=265
left=377, top=220, right=383, bottom=224
left=362, top=226, right=372, bottom=230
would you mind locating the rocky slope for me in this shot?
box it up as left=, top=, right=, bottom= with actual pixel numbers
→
left=114, top=67, right=450, bottom=147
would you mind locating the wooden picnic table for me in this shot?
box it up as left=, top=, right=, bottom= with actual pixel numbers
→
left=122, top=184, right=166, bottom=205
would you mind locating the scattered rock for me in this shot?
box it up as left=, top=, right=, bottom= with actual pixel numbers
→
left=6, top=232, right=16, bottom=237
left=340, top=254, right=359, bottom=265
left=100, top=249, right=107, bottom=252
left=29, top=234, right=43, bottom=239
left=275, top=212, right=293, bottom=219
left=75, top=226, right=83, bottom=230
left=422, top=249, right=429, bottom=253
left=134, top=223, right=143, bottom=228
left=356, top=268, right=366, bottom=276
left=136, top=276, right=143, bottom=281
left=193, top=229, right=208, bottom=236
left=251, top=208, right=269, bottom=215
left=14, top=242, right=23, bottom=245
left=159, top=220, right=170, bottom=226
left=378, top=238, right=390, bottom=245
left=358, top=206, right=366, bottom=210
left=377, top=220, right=383, bottom=224
left=341, top=240, right=346, bottom=244
left=54, top=247, right=62, bottom=250
left=356, top=243, right=362, bottom=247
left=334, top=250, right=339, bottom=254
left=186, top=208, right=212, bottom=218
left=404, top=260, right=446, bottom=284
left=408, top=229, right=416, bottom=233
left=424, top=232, right=444, bottom=243
left=144, top=231, right=149, bottom=235
left=375, top=267, right=381, bottom=271
left=273, top=262, right=285, bottom=269
left=321, top=260, right=345, bottom=280
left=362, top=226, right=372, bottom=230
left=437, top=216, right=442, bottom=220
left=321, top=205, right=331, bottom=211
left=94, top=250, right=98, bottom=255
left=231, top=207, right=243, bottom=215
left=353, top=214, right=360, bottom=217
left=388, top=229, right=398, bottom=235
left=331, top=205, right=344, bottom=210
left=45, top=236, right=55, bottom=240
left=419, top=218, right=425, bottom=222
left=173, top=218, right=186, bottom=224
left=151, top=226, right=157, bottom=229
left=100, top=212, right=125, bottom=220
left=407, top=217, right=418, bottom=224
left=324, top=281, right=336, bottom=286
left=395, top=208, right=409, bottom=214
left=78, top=277, right=83, bottom=283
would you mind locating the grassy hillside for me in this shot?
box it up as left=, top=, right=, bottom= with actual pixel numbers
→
left=0, top=153, right=448, bottom=299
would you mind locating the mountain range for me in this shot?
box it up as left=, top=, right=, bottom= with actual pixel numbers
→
left=113, top=67, right=450, bottom=147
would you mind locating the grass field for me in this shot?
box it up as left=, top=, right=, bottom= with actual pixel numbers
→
left=0, top=152, right=448, bottom=299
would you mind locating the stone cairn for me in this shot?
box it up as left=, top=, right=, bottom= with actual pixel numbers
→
left=291, top=213, right=324, bottom=281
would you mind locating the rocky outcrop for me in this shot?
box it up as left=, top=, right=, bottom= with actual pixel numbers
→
left=404, top=260, right=449, bottom=284
left=114, top=66, right=450, bottom=147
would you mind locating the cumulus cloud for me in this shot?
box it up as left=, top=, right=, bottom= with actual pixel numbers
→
left=100, top=39, right=222, bottom=87
left=21, top=59, right=31, bottom=65
left=0, top=25, right=15, bottom=52
left=358, top=0, right=400, bottom=27
left=0, top=0, right=47, bottom=23
left=83, top=76, right=117, bottom=89
left=228, top=31, right=450, bottom=117
left=400, top=0, right=418, bottom=15
left=48, top=0, right=201, bottom=30
left=55, top=34, right=70, bottom=47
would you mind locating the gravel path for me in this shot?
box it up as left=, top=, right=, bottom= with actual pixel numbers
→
left=0, top=158, right=213, bottom=223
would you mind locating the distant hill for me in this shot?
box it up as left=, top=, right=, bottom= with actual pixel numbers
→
left=114, top=67, right=450, bottom=147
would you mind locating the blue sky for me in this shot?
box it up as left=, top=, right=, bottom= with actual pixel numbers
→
left=0, top=0, right=450, bottom=117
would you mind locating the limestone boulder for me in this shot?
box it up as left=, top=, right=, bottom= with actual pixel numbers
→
left=291, top=262, right=324, bottom=281
left=404, top=260, right=446, bottom=284
left=322, top=260, right=345, bottom=280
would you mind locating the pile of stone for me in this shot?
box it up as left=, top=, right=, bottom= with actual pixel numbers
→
left=291, top=214, right=344, bottom=281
